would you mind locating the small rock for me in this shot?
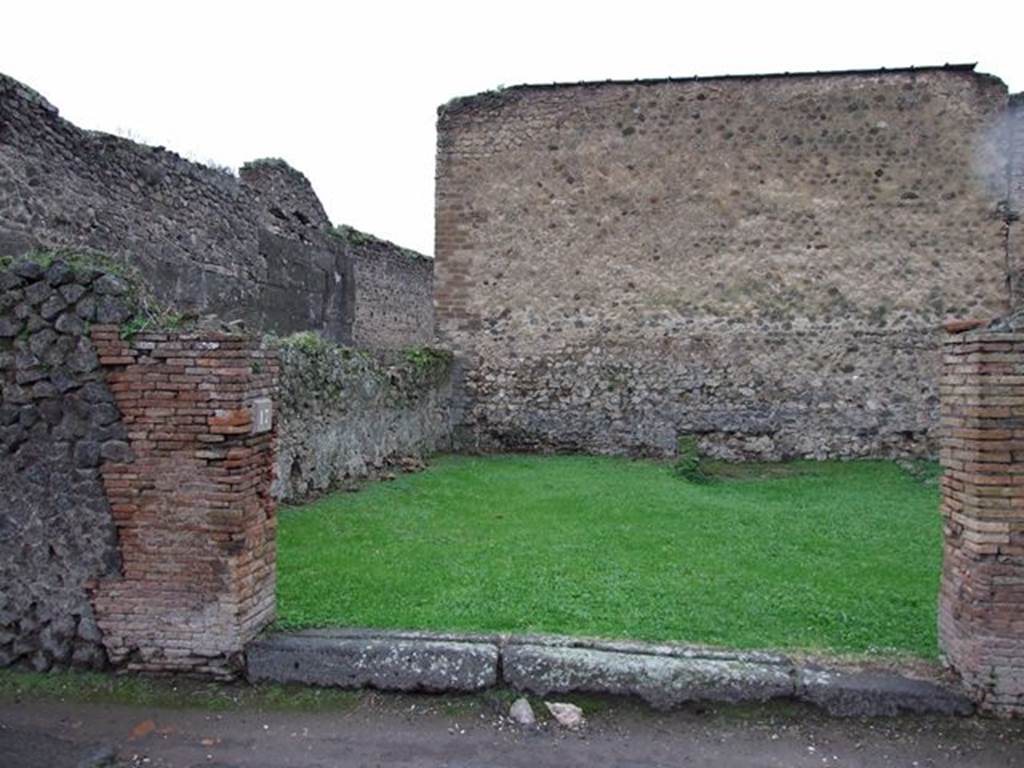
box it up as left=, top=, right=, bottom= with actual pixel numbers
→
left=91, top=403, right=121, bottom=427
left=509, top=697, right=536, bottom=725
left=23, top=280, right=51, bottom=305
left=76, top=613, right=103, bottom=643
left=26, top=313, right=47, bottom=332
left=31, top=380, right=58, bottom=399
left=30, top=651, right=51, bottom=672
left=67, top=337, right=99, bottom=373
left=39, top=292, right=67, bottom=320
left=39, top=398, right=63, bottom=425
left=96, top=296, right=131, bottom=324
left=74, top=268, right=103, bottom=285
left=46, top=260, right=74, bottom=287
left=15, top=365, right=47, bottom=386
left=100, top=440, right=132, bottom=463
left=0, top=316, right=22, bottom=338
left=75, top=441, right=101, bottom=468
left=28, top=328, right=57, bottom=357
left=50, top=367, right=80, bottom=393
left=80, top=382, right=113, bottom=404
left=60, top=282, right=87, bottom=304
left=92, top=273, right=128, bottom=296
left=399, top=456, right=427, bottom=473
left=55, top=311, right=86, bottom=336
left=11, top=260, right=45, bottom=281
left=0, top=403, right=19, bottom=426
left=0, top=270, right=23, bottom=291
left=76, top=743, right=117, bottom=768
left=544, top=701, right=585, bottom=730
left=75, top=295, right=97, bottom=321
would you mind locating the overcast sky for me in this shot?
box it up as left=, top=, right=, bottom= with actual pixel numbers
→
left=3, top=1, right=1022, bottom=256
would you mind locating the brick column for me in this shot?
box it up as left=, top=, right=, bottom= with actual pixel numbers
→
left=939, top=328, right=1024, bottom=716
left=88, top=326, right=278, bottom=677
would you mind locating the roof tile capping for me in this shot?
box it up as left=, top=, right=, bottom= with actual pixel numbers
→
left=438, top=62, right=1003, bottom=116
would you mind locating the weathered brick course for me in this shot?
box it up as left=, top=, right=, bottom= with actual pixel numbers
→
left=88, top=328, right=279, bottom=677
left=940, top=329, right=1024, bottom=716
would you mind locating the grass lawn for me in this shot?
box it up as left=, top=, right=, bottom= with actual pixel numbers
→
left=276, top=455, right=943, bottom=658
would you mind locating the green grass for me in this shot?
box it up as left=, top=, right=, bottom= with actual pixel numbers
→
left=277, top=455, right=942, bottom=658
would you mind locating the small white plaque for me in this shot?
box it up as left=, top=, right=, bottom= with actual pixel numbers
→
left=251, top=398, right=273, bottom=434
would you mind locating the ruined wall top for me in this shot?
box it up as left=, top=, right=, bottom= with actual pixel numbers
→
left=0, top=73, right=434, bottom=347
left=438, top=63, right=1001, bottom=118
left=240, top=158, right=332, bottom=238
left=433, top=62, right=1018, bottom=459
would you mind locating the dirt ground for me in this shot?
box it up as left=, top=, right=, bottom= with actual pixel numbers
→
left=1, top=689, right=1023, bottom=768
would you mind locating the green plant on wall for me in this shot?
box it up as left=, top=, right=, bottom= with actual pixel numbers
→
left=118, top=305, right=189, bottom=340
left=273, top=330, right=330, bottom=354
left=402, top=346, right=454, bottom=387
left=1, top=247, right=199, bottom=341
left=329, top=225, right=425, bottom=261
left=0, top=248, right=130, bottom=276
left=672, top=435, right=708, bottom=483
left=403, top=346, right=452, bottom=371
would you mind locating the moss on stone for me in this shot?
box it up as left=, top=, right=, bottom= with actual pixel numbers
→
left=241, top=157, right=295, bottom=172
left=0, top=247, right=131, bottom=278
left=403, top=346, right=454, bottom=376
left=329, top=225, right=428, bottom=262
left=0, top=248, right=204, bottom=340
left=267, top=333, right=452, bottom=410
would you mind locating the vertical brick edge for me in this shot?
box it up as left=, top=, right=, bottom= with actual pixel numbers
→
left=86, top=326, right=279, bottom=677
left=939, top=329, right=1024, bottom=716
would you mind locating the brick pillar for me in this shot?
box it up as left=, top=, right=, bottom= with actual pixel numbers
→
left=939, top=328, right=1024, bottom=716
left=88, top=326, right=278, bottom=677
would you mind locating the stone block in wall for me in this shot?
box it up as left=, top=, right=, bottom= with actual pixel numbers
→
left=0, top=258, right=126, bottom=672
left=939, top=328, right=1024, bottom=717
left=254, top=229, right=353, bottom=341
left=88, top=326, right=279, bottom=677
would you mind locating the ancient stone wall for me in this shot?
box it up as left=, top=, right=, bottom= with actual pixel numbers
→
left=272, top=334, right=452, bottom=502
left=0, top=258, right=132, bottom=671
left=939, top=325, right=1024, bottom=716
left=1, top=253, right=285, bottom=675
left=89, top=326, right=278, bottom=677
left=436, top=66, right=1015, bottom=459
left=0, top=74, right=435, bottom=348
left=335, top=227, right=436, bottom=350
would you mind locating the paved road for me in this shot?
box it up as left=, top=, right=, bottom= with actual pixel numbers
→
left=1, top=692, right=1023, bottom=767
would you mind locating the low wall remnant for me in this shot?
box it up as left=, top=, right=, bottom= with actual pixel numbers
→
left=272, top=333, right=452, bottom=501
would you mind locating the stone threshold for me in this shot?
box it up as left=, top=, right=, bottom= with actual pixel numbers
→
left=245, top=629, right=974, bottom=717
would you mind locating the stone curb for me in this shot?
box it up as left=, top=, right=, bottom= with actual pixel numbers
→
left=245, top=629, right=974, bottom=717
left=246, top=633, right=497, bottom=692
